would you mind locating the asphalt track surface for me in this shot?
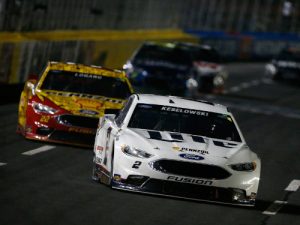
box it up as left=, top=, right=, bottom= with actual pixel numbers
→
left=0, top=63, right=299, bottom=225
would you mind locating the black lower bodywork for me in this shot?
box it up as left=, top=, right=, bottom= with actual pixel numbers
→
left=111, top=176, right=256, bottom=206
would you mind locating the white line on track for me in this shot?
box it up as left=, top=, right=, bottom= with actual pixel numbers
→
left=241, top=82, right=251, bottom=88
left=261, top=78, right=274, bottom=84
left=262, top=179, right=299, bottom=216
left=0, top=162, right=7, bottom=166
left=263, top=200, right=288, bottom=215
left=229, top=86, right=241, bottom=92
left=285, top=179, right=300, bottom=192
left=250, top=79, right=260, bottom=85
left=226, top=78, right=273, bottom=93
left=22, top=145, right=56, bottom=156
left=205, top=94, right=300, bottom=119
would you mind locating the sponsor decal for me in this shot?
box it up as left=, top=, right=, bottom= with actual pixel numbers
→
left=74, top=99, right=103, bottom=110
left=181, top=147, right=208, bottom=155
left=96, top=146, right=104, bottom=151
left=40, top=115, right=51, bottom=123
left=75, top=73, right=103, bottom=79
left=179, top=153, right=204, bottom=160
left=45, top=91, right=124, bottom=103
left=172, top=146, right=181, bottom=151
left=167, top=175, right=213, bottom=186
left=172, top=146, right=208, bottom=155
left=79, top=109, right=99, bottom=115
left=161, top=106, right=209, bottom=116
left=132, top=161, right=142, bottom=169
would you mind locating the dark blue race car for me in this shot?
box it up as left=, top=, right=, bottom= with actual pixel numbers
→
left=123, top=42, right=227, bottom=96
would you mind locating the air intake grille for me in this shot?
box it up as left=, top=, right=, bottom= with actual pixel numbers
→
left=56, top=115, right=99, bottom=129
left=150, top=160, right=231, bottom=179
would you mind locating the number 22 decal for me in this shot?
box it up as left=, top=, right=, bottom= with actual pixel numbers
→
left=132, top=161, right=142, bottom=169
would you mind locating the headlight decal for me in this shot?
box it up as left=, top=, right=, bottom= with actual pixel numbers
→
left=32, top=102, right=58, bottom=114
left=121, top=145, right=153, bottom=158
left=230, top=162, right=257, bottom=172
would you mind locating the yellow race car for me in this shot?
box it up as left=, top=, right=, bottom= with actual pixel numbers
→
left=17, top=61, right=134, bottom=147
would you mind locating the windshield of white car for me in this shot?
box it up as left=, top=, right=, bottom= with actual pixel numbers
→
left=41, top=70, right=132, bottom=99
left=128, top=104, right=241, bottom=142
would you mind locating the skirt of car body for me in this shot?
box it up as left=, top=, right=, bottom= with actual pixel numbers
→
left=92, top=94, right=260, bottom=206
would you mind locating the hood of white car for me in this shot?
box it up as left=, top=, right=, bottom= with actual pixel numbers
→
left=124, top=128, right=245, bottom=160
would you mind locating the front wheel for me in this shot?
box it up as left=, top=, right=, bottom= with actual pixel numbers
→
left=91, top=155, right=113, bottom=186
left=91, top=156, right=100, bottom=182
left=272, top=72, right=282, bottom=81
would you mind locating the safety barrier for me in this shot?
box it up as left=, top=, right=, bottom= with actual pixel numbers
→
left=188, top=30, right=300, bottom=61
left=0, top=29, right=197, bottom=84
left=1, top=29, right=300, bottom=84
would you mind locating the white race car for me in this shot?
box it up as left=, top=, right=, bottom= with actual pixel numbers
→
left=92, top=94, right=261, bottom=206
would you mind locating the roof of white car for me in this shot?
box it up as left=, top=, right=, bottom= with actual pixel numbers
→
left=134, top=94, right=229, bottom=114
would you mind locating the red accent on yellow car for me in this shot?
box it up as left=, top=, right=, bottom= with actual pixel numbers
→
left=17, top=61, right=134, bottom=147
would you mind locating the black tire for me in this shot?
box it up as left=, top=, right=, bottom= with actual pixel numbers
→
left=91, top=155, right=100, bottom=182
left=108, top=144, right=115, bottom=187
left=272, top=72, right=282, bottom=81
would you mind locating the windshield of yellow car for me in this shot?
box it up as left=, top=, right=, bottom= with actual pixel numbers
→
left=40, top=70, right=132, bottom=99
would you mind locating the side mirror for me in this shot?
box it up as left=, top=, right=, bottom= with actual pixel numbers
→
left=25, top=74, right=38, bottom=89
left=25, top=79, right=38, bottom=96
left=26, top=80, right=36, bottom=89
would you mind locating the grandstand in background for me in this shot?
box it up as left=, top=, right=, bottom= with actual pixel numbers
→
left=0, top=0, right=299, bottom=34
left=0, top=0, right=300, bottom=85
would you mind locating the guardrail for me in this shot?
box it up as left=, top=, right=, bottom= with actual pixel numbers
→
left=0, top=29, right=196, bottom=84
left=1, top=29, right=300, bottom=84
left=188, top=30, right=300, bottom=61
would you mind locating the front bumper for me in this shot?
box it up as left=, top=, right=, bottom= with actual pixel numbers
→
left=111, top=176, right=256, bottom=206
left=20, top=113, right=98, bottom=147
left=22, top=128, right=96, bottom=147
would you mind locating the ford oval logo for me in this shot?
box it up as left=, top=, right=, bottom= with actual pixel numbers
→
left=179, top=153, right=204, bottom=161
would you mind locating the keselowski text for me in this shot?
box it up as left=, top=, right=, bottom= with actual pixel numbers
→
left=161, top=106, right=209, bottom=116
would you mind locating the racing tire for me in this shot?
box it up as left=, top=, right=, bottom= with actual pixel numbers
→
left=107, top=144, right=115, bottom=187
left=91, top=156, right=100, bottom=182
left=272, top=72, right=282, bottom=81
